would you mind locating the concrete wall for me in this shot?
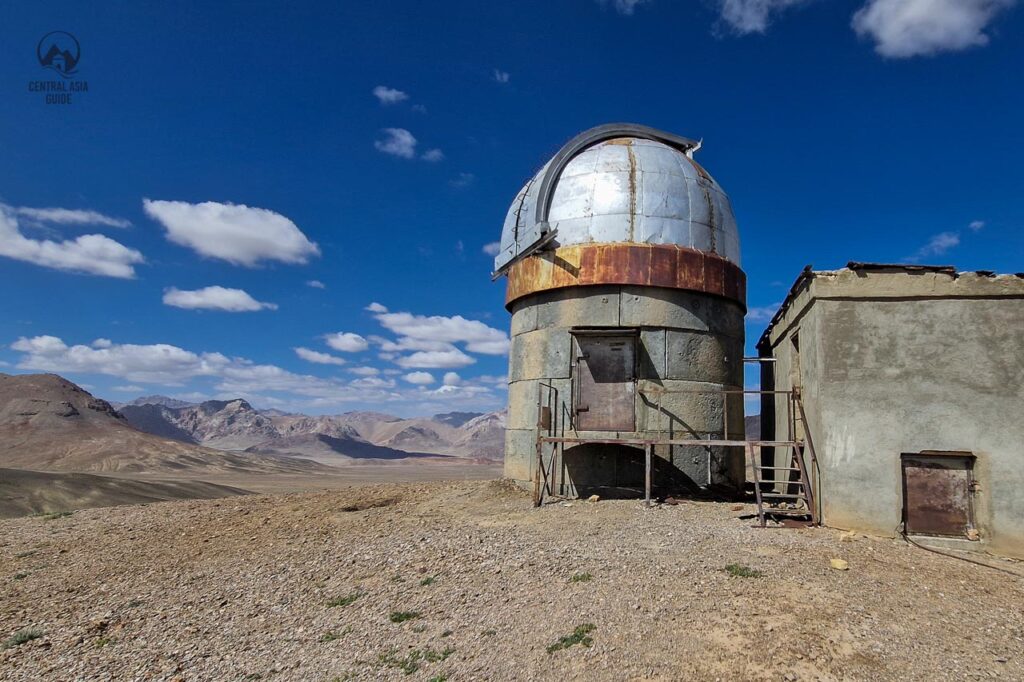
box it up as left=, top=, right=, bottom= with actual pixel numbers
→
left=505, top=284, right=745, bottom=497
left=759, top=269, right=1024, bottom=558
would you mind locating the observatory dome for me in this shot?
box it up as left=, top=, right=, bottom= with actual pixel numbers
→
left=496, top=135, right=740, bottom=270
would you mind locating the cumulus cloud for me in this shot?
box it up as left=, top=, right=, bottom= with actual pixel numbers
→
left=372, top=85, right=409, bottom=104
left=374, top=128, right=418, bottom=159
left=403, top=371, right=435, bottom=385
left=324, top=332, right=370, bottom=353
left=348, top=366, right=380, bottom=376
left=372, top=310, right=510, bottom=355
left=716, top=0, right=810, bottom=33
left=493, top=69, right=510, bottom=83
left=11, top=335, right=229, bottom=385
left=395, top=348, right=475, bottom=369
left=163, top=286, right=277, bottom=312
left=852, top=0, right=1016, bottom=58
left=306, top=279, right=326, bottom=289
left=482, top=241, right=501, bottom=256
left=0, top=204, right=144, bottom=278
left=14, top=206, right=130, bottom=228
left=596, top=0, right=649, bottom=15
left=143, top=199, right=319, bottom=267
left=294, top=347, right=347, bottom=366
left=365, top=302, right=388, bottom=313
left=968, top=220, right=985, bottom=231
left=443, top=371, right=462, bottom=386
left=421, top=148, right=445, bottom=162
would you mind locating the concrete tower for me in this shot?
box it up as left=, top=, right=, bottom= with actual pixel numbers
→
left=494, top=124, right=746, bottom=498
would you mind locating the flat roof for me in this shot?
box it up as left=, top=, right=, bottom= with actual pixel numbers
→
left=756, top=262, right=1024, bottom=350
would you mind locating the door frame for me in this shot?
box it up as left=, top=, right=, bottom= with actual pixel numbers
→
left=569, top=327, right=640, bottom=432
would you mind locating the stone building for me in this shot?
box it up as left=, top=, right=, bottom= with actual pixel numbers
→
left=494, top=124, right=747, bottom=499
left=758, top=263, right=1024, bottom=558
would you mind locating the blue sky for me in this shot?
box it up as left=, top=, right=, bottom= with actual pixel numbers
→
left=1, top=0, right=1021, bottom=416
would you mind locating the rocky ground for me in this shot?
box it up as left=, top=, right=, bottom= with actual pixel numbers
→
left=1, top=481, right=1022, bottom=681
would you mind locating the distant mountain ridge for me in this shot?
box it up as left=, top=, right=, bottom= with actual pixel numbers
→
left=119, top=397, right=505, bottom=462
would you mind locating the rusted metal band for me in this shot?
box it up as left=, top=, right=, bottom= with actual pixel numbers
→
left=505, top=243, right=745, bottom=309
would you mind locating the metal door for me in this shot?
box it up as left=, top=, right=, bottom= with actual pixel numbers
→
left=901, top=453, right=974, bottom=537
left=573, top=334, right=636, bottom=432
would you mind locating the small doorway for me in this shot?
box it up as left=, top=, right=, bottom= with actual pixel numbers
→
left=571, top=330, right=637, bottom=432
left=901, top=452, right=976, bottom=537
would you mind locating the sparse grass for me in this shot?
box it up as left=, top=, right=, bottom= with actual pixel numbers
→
left=14, top=573, right=28, bottom=580
left=36, top=511, right=73, bottom=521
left=319, top=632, right=340, bottom=643
left=14, top=550, right=37, bottom=559
left=428, top=675, right=448, bottom=682
left=327, top=592, right=363, bottom=608
left=419, top=576, right=435, bottom=586
left=391, top=573, right=405, bottom=583
left=547, top=624, right=596, bottom=654
left=378, top=647, right=454, bottom=675
left=411, top=623, right=427, bottom=633
left=2, top=628, right=43, bottom=649
left=389, top=610, right=421, bottom=623
left=569, top=572, right=592, bottom=583
left=95, top=636, right=114, bottom=648
left=724, top=563, right=763, bottom=578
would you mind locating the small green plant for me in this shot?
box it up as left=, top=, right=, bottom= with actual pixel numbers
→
left=411, top=623, right=427, bottom=633
left=2, top=628, right=43, bottom=649
left=391, top=573, right=405, bottom=583
left=14, top=550, right=37, bottom=559
left=95, top=636, right=114, bottom=648
left=547, top=624, right=596, bottom=654
left=327, top=591, right=363, bottom=608
left=569, top=572, right=592, bottom=583
left=389, top=610, right=421, bottom=623
left=428, top=675, right=448, bottom=682
left=319, top=631, right=340, bottom=642
left=724, top=563, right=763, bottom=578
left=419, top=576, right=435, bottom=586
left=378, top=647, right=454, bottom=675
left=14, top=573, right=28, bottom=580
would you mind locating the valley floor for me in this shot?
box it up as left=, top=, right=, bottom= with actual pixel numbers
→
left=1, top=480, right=1022, bottom=681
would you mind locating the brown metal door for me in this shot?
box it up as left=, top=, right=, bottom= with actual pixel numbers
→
left=574, top=335, right=636, bottom=432
left=901, top=454, right=974, bottom=537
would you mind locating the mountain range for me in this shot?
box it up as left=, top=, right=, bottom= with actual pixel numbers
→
left=117, top=398, right=506, bottom=463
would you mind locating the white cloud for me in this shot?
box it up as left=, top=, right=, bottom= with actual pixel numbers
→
left=365, top=302, right=388, bottom=313
left=421, top=148, right=445, bottom=162
left=746, top=302, right=781, bottom=323
left=852, top=0, right=1016, bottom=58
left=395, top=349, right=475, bottom=369
left=968, top=220, right=985, bottom=231
left=493, top=69, right=510, bottom=83
left=374, top=128, right=418, bottom=159
left=0, top=204, right=144, bottom=278
left=306, top=279, right=326, bottom=289
left=411, top=104, right=428, bottom=114
left=403, top=371, right=435, bottom=385
left=371, top=310, right=510, bottom=355
left=716, top=0, right=809, bottom=33
left=348, top=366, right=380, bottom=376
left=596, top=0, right=650, bottom=15
left=14, top=206, right=130, bottom=228
left=443, top=371, right=462, bottom=386
left=482, top=241, right=501, bottom=256
left=92, top=338, right=113, bottom=348
left=112, top=385, right=144, bottom=392
left=294, top=347, right=347, bottom=366
left=11, top=335, right=229, bottom=385
left=143, top=199, right=319, bottom=267
left=450, top=172, right=475, bottom=188
left=907, top=231, right=960, bottom=262
left=372, top=85, right=409, bottom=105
left=163, top=286, right=277, bottom=312
left=324, top=332, right=370, bottom=353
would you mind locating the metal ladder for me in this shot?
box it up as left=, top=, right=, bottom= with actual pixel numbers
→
left=752, top=442, right=814, bottom=526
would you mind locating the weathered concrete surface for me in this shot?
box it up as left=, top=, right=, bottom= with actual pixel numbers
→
left=505, top=285, right=745, bottom=496
left=759, top=267, right=1024, bottom=558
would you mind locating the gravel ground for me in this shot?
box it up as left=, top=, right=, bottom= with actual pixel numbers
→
left=1, top=480, right=1022, bottom=681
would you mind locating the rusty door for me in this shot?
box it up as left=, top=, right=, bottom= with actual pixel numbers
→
left=901, top=453, right=974, bottom=537
left=573, top=334, right=636, bottom=432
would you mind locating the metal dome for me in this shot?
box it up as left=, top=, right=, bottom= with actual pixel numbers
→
left=495, top=124, right=740, bottom=274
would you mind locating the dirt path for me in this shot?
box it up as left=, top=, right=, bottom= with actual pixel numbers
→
left=1, top=480, right=1021, bottom=681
